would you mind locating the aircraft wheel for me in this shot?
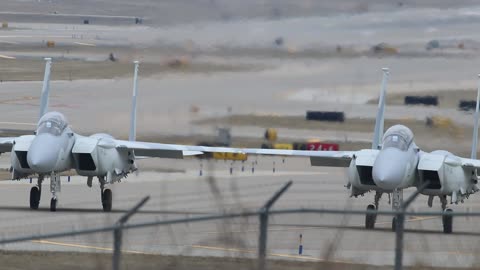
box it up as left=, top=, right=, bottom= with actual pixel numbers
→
left=392, top=217, right=397, bottom=232
left=443, top=209, right=453, bottom=234
left=50, top=198, right=57, bottom=212
left=29, top=187, right=40, bottom=210
left=365, top=204, right=376, bottom=229
left=102, top=189, right=112, bottom=212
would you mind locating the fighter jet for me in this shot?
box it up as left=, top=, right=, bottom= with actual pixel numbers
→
left=179, top=68, right=480, bottom=234
left=0, top=58, right=202, bottom=212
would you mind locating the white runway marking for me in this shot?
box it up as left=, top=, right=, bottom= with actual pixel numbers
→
left=73, top=42, right=96, bottom=47
left=0, top=35, right=71, bottom=38
left=0, top=54, right=16, bottom=59
left=0, top=121, right=36, bottom=126
left=0, top=11, right=137, bottom=20
left=0, top=40, right=19, bottom=45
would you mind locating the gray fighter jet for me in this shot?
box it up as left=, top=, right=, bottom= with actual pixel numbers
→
left=0, top=59, right=202, bottom=212
left=180, top=68, right=480, bottom=234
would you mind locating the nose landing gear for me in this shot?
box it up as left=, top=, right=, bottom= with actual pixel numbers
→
left=49, top=173, right=60, bottom=212
left=390, top=189, right=403, bottom=231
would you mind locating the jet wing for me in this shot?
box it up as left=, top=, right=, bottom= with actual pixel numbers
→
left=189, top=146, right=354, bottom=167
left=115, top=140, right=354, bottom=166
left=115, top=140, right=204, bottom=159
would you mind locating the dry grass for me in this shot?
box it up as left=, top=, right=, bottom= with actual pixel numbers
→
left=0, top=250, right=463, bottom=270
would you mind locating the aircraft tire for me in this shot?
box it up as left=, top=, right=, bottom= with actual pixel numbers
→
left=29, top=187, right=40, bottom=209
left=443, top=209, right=453, bottom=234
left=50, top=198, right=57, bottom=212
left=365, top=204, right=376, bottom=229
left=102, top=189, right=112, bottom=212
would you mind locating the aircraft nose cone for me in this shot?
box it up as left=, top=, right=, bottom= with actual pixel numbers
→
left=372, top=148, right=407, bottom=190
left=27, top=134, right=60, bottom=173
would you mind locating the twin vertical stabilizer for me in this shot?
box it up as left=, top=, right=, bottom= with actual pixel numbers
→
left=39, top=58, right=52, bottom=119
left=471, top=74, right=480, bottom=159
left=129, top=61, right=140, bottom=141
left=371, top=68, right=389, bottom=150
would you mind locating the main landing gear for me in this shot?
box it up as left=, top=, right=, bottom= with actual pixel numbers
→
left=439, top=195, right=452, bottom=234
left=428, top=195, right=452, bottom=233
left=29, top=175, right=43, bottom=209
left=99, top=177, right=112, bottom=212
left=365, top=192, right=382, bottom=229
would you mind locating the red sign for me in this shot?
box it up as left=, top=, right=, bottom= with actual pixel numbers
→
left=306, top=142, right=339, bottom=151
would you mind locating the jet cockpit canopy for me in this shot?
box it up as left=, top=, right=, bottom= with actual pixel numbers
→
left=382, top=125, right=414, bottom=151
left=37, top=112, right=68, bottom=136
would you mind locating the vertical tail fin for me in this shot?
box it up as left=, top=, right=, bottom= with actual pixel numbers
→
left=39, top=57, right=52, bottom=119
left=371, top=67, right=389, bottom=150
left=129, top=61, right=139, bottom=141
left=471, top=74, right=480, bottom=159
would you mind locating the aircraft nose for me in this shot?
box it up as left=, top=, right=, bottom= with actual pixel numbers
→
left=372, top=148, right=407, bottom=190
left=27, top=134, right=60, bottom=173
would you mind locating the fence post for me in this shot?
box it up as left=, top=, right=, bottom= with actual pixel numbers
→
left=258, top=181, right=292, bottom=270
left=112, top=196, right=150, bottom=270
left=112, top=227, right=122, bottom=270
left=394, top=182, right=429, bottom=270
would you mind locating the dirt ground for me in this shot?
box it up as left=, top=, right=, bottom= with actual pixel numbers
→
left=0, top=250, right=464, bottom=270
left=0, top=58, right=259, bottom=81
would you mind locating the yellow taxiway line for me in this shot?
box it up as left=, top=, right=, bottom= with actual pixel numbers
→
left=31, top=239, right=154, bottom=255
left=33, top=239, right=332, bottom=261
